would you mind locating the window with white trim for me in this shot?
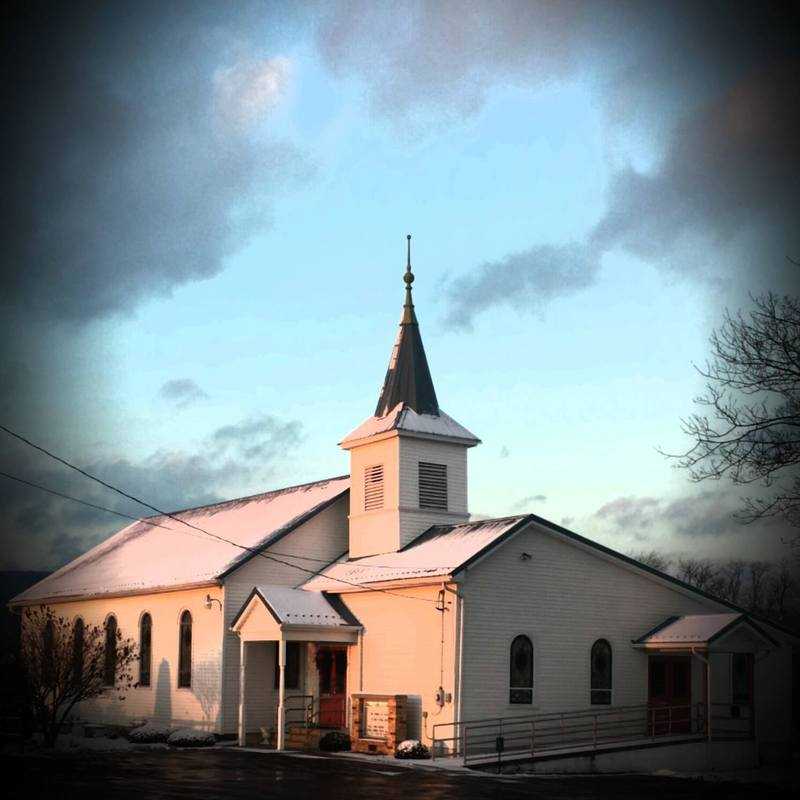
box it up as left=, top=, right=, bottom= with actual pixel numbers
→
left=590, top=638, right=612, bottom=705
left=509, top=635, right=533, bottom=704
left=418, top=462, right=447, bottom=510
left=364, top=464, right=384, bottom=511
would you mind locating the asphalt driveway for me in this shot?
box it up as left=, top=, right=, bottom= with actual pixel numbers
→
left=3, top=748, right=794, bottom=800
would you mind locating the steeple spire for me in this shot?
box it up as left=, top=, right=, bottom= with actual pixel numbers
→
left=403, top=234, right=415, bottom=323
left=374, top=235, right=439, bottom=417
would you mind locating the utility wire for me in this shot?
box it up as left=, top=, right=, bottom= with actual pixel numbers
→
left=0, top=468, right=405, bottom=566
left=0, top=424, right=436, bottom=604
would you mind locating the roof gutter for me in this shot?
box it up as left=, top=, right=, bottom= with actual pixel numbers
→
left=9, top=579, right=222, bottom=609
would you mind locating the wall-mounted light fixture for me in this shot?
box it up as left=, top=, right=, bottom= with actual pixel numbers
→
left=519, top=552, right=532, bottom=561
left=205, top=594, right=222, bottom=610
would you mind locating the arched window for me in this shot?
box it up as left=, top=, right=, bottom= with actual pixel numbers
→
left=178, top=611, right=192, bottom=688
left=509, top=635, right=533, bottom=704
left=72, top=618, right=85, bottom=683
left=103, top=615, right=117, bottom=687
left=139, top=613, right=152, bottom=687
left=591, top=638, right=612, bottom=705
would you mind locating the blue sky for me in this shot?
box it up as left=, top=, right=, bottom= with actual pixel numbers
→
left=1, top=1, right=797, bottom=570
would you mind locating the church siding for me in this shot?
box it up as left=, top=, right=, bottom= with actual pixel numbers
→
left=459, top=522, right=723, bottom=721
left=30, top=586, right=225, bottom=731
left=342, top=582, right=459, bottom=746
left=397, top=437, right=469, bottom=548
left=220, top=495, right=349, bottom=733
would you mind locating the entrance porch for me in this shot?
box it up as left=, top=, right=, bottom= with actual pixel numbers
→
left=230, top=586, right=361, bottom=749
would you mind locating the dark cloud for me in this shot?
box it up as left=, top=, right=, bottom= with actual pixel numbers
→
left=0, top=413, right=302, bottom=570
left=317, top=1, right=800, bottom=325
left=0, top=1, right=303, bottom=323
left=445, top=243, right=598, bottom=330
left=159, top=379, right=209, bottom=409
left=591, top=488, right=790, bottom=547
left=595, top=496, right=661, bottom=531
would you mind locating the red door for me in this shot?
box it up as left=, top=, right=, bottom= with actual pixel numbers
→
left=648, top=656, right=692, bottom=734
left=317, top=647, right=347, bottom=729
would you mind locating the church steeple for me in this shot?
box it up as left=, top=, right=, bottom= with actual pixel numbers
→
left=374, top=235, right=439, bottom=418
left=340, top=235, right=479, bottom=558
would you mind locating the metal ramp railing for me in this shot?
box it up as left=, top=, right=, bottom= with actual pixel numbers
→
left=432, top=703, right=714, bottom=767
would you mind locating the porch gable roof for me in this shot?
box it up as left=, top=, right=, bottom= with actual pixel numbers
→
left=230, top=585, right=361, bottom=633
left=632, top=613, right=779, bottom=649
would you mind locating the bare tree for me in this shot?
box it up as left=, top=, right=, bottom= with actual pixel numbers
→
left=20, top=606, right=137, bottom=747
left=676, top=557, right=718, bottom=591
left=664, top=292, right=800, bottom=536
left=629, top=549, right=673, bottom=573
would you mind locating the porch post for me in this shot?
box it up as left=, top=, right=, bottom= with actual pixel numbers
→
left=277, top=636, right=286, bottom=750
left=238, top=637, right=247, bottom=747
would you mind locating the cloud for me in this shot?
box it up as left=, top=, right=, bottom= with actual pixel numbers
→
left=510, top=493, right=547, bottom=513
left=316, top=0, right=593, bottom=126
left=214, top=56, right=292, bottom=131
left=317, top=1, right=799, bottom=321
left=158, top=379, right=208, bottom=409
left=591, top=60, right=800, bottom=284
left=590, top=488, right=790, bottom=548
left=499, top=446, right=510, bottom=458
left=0, top=413, right=302, bottom=570
left=0, top=2, right=304, bottom=323
left=444, top=243, right=599, bottom=329
left=595, top=496, right=661, bottom=531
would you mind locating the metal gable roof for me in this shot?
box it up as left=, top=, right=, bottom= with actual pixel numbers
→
left=301, top=515, right=528, bottom=591
left=231, top=585, right=361, bottom=630
left=11, top=475, right=349, bottom=605
left=633, top=613, right=780, bottom=647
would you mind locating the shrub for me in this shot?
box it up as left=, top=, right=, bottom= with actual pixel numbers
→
left=128, top=722, right=174, bottom=744
left=167, top=727, right=215, bottom=747
left=318, top=730, right=351, bottom=752
left=395, top=739, right=430, bottom=759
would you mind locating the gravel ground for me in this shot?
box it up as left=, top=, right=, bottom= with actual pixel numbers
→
left=3, top=748, right=797, bottom=800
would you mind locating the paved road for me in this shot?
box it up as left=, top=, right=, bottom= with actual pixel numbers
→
left=4, top=748, right=792, bottom=800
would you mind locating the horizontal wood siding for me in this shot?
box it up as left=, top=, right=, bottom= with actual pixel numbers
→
left=32, top=586, right=224, bottom=731
left=220, top=495, right=349, bottom=733
left=343, top=583, right=459, bottom=745
left=460, top=522, right=727, bottom=721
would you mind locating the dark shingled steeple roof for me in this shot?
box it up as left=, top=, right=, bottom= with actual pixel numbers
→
left=374, top=236, right=439, bottom=418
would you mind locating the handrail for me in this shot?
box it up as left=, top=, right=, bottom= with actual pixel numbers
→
left=282, top=694, right=315, bottom=729
left=432, top=702, right=712, bottom=764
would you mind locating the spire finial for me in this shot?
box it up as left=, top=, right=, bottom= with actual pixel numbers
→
left=402, top=234, right=415, bottom=321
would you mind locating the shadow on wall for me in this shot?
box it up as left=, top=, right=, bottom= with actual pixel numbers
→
left=154, top=658, right=172, bottom=724
left=192, top=660, right=221, bottom=732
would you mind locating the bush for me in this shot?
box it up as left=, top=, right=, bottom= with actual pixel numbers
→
left=128, top=722, right=174, bottom=744
left=166, top=727, right=215, bottom=747
left=395, top=739, right=430, bottom=759
left=318, top=730, right=351, bottom=752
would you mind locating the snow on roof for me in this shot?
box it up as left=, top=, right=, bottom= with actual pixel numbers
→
left=12, top=476, right=350, bottom=605
left=340, top=402, right=480, bottom=447
left=634, top=613, right=743, bottom=645
left=236, top=586, right=360, bottom=628
left=302, top=515, right=527, bottom=591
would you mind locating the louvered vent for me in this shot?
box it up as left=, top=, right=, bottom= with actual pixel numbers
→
left=364, top=464, right=384, bottom=511
left=419, top=462, right=448, bottom=510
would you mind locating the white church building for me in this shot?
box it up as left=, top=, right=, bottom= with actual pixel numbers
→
left=11, top=241, right=797, bottom=770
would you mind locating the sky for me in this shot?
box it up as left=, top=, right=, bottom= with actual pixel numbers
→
left=1, top=0, right=799, bottom=571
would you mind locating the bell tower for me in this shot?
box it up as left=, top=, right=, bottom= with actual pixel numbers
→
left=340, top=236, right=480, bottom=559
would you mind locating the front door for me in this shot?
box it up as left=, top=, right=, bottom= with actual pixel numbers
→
left=648, top=655, right=692, bottom=734
left=316, top=646, right=347, bottom=729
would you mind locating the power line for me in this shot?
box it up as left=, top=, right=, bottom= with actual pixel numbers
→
left=0, top=423, right=436, bottom=604
left=0, top=468, right=407, bottom=565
